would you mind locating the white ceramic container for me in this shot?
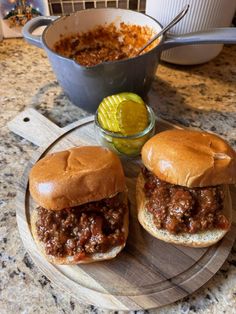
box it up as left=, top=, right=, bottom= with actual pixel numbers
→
left=146, top=0, right=236, bottom=65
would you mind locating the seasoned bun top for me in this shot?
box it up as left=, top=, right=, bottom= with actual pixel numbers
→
left=141, top=129, right=236, bottom=188
left=29, top=146, right=126, bottom=210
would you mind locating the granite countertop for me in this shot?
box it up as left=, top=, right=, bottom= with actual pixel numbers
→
left=0, top=38, right=236, bottom=314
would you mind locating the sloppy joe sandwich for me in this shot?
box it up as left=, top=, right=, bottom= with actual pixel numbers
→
left=136, top=129, right=236, bottom=247
left=29, top=146, right=129, bottom=264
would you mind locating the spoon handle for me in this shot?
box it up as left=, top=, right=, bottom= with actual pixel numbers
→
left=137, top=4, right=190, bottom=55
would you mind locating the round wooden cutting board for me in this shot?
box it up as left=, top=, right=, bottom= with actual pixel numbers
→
left=11, top=110, right=236, bottom=311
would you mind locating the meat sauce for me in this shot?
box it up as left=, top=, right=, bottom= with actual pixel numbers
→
left=142, top=167, right=229, bottom=234
left=36, top=193, right=126, bottom=259
left=54, top=23, right=157, bottom=66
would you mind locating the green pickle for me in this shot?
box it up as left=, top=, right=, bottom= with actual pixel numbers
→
left=113, top=135, right=149, bottom=157
left=97, top=92, right=144, bottom=132
left=116, top=100, right=148, bottom=135
left=97, top=92, right=150, bottom=157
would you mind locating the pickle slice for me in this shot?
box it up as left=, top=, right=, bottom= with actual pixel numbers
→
left=113, top=136, right=148, bottom=157
left=116, top=100, right=149, bottom=135
left=97, top=95, right=120, bottom=132
left=117, top=92, right=144, bottom=105
left=97, top=93, right=144, bottom=132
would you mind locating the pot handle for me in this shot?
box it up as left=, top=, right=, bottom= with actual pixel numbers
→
left=161, top=28, right=236, bottom=50
left=22, top=16, right=59, bottom=48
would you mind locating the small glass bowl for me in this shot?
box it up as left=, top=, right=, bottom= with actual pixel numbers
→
left=94, top=106, right=156, bottom=158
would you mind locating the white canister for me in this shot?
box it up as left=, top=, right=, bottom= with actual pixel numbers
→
left=146, top=0, right=236, bottom=65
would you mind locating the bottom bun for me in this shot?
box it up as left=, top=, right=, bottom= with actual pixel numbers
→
left=136, top=173, right=232, bottom=248
left=31, top=192, right=129, bottom=264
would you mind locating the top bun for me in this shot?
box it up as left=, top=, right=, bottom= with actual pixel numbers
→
left=29, top=146, right=126, bottom=210
left=141, top=129, right=236, bottom=188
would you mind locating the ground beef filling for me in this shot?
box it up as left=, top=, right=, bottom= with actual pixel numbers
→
left=36, top=193, right=126, bottom=259
left=54, top=23, right=156, bottom=66
left=142, top=168, right=229, bottom=234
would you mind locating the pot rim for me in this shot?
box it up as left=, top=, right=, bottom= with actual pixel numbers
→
left=41, top=7, right=164, bottom=69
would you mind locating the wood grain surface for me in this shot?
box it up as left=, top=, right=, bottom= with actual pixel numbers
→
left=12, top=110, right=236, bottom=311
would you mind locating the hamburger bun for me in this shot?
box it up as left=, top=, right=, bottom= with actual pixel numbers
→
left=136, top=173, right=232, bottom=248
left=29, top=146, right=126, bottom=210
left=138, top=129, right=235, bottom=247
left=29, top=146, right=128, bottom=264
left=141, top=129, right=236, bottom=188
left=31, top=191, right=129, bottom=264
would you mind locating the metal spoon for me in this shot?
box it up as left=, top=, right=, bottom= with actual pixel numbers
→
left=137, top=4, right=190, bottom=55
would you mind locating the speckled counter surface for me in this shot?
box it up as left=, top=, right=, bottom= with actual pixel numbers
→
left=0, top=38, right=236, bottom=314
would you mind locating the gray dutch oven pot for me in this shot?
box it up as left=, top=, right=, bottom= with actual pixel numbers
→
left=23, top=8, right=236, bottom=112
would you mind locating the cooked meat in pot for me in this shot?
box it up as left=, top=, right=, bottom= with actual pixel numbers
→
left=54, top=23, right=158, bottom=66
